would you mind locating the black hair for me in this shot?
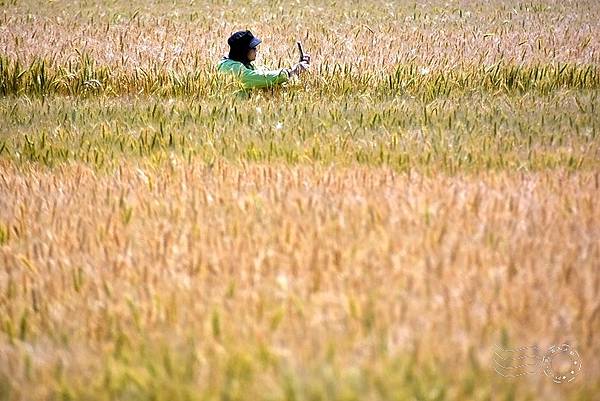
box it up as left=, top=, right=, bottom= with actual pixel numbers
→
left=228, top=47, right=254, bottom=69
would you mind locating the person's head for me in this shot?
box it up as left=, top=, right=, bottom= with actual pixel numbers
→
left=247, top=47, right=257, bottom=62
left=227, top=30, right=261, bottom=66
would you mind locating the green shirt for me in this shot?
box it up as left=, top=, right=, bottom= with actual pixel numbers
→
left=217, top=58, right=290, bottom=90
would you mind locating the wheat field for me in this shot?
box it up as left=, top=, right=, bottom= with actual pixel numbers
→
left=1, top=0, right=599, bottom=400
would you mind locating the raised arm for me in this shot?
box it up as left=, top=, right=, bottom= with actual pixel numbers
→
left=239, top=66, right=290, bottom=89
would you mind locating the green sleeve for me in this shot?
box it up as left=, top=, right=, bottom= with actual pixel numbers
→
left=230, top=63, right=290, bottom=89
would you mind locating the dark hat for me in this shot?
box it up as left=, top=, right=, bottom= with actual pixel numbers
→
left=227, top=30, right=262, bottom=50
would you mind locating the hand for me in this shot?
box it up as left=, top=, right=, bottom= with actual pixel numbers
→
left=290, top=61, right=310, bottom=77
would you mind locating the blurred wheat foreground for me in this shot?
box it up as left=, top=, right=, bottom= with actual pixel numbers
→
left=1, top=0, right=600, bottom=400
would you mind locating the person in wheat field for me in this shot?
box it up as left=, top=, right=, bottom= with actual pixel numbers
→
left=217, top=30, right=310, bottom=90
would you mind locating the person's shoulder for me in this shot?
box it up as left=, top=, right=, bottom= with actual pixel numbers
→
left=216, top=57, right=229, bottom=69
left=218, top=57, right=244, bottom=71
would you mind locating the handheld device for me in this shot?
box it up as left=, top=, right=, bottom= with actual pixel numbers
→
left=296, top=41, right=304, bottom=62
